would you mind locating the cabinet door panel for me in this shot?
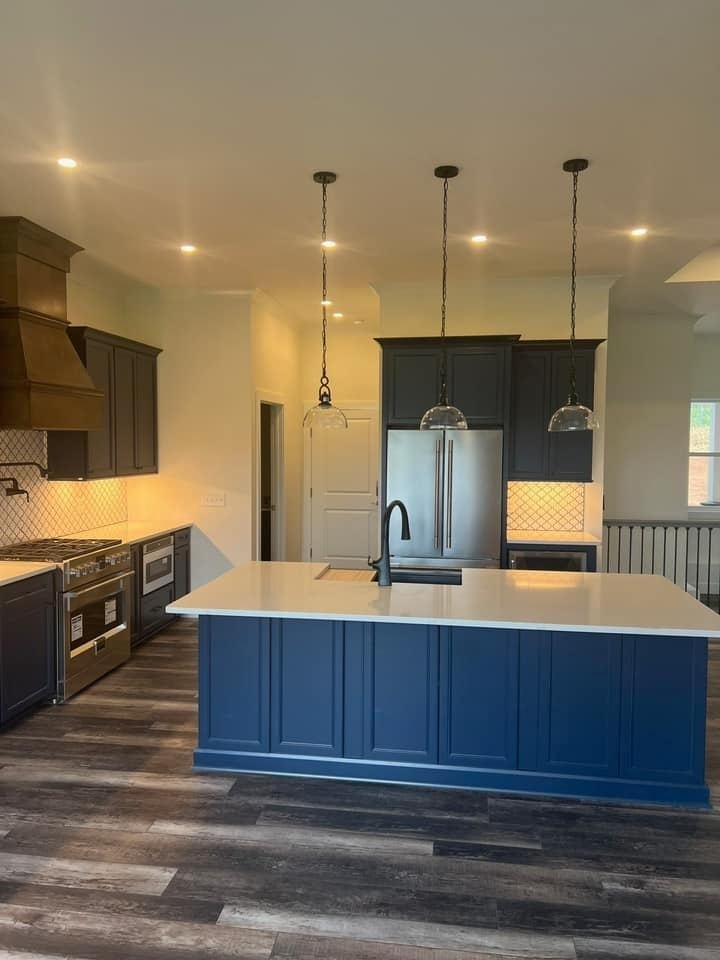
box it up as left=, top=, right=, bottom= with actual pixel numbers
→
left=384, top=350, right=441, bottom=426
left=0, top=575, right=55, bottom=724
left=200, top=616, right=270, bottom=752
left=271, top=619, right=343, bottom=756
left=526, top=631, right=621, bottom=777
left=440, top=627, right=519, bottom=768
left=174, top=545, right=190, bottom=600
left=548, top=350, right=594, bottom=481
left=114, top=347, right=136, bottom=475
left=85, top=339, right=116, bottom=477
left=620, top=635, right=707, bottom=784
left=448, top=348, right=506, bottom=425
left=509, top=350, right=550, bottom=479
left=362, top=622, right=439, bottom=763
left=134, top=352, right=158, bottom=473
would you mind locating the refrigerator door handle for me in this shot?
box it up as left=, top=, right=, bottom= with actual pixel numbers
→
left=446, top=437, right=454, bottom=550
left=434, top=437, right=442, bottom=549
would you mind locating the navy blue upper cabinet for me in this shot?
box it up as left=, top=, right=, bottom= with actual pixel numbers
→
left=382, top=346, right=441, bottom=426
left=47, top=327, right=160, bottom=480
left=509, top=342, right=601, bottom=482
left=378, top=339, right=513, bottom=428
left=440, top=627, right=519, bottom=768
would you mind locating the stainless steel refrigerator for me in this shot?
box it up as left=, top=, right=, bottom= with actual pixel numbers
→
left=386, top=429, right=503, bottom=567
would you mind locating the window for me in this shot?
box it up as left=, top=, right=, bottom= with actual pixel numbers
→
left=689, top=401, right=720, bottom=506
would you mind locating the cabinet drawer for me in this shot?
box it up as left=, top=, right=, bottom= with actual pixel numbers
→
left=0, top=572, right=56, bottom=608
left=140, top=584, right=174, bottom=634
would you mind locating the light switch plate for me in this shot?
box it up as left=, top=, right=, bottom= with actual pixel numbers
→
left=200, top=492, right=226, bottom=507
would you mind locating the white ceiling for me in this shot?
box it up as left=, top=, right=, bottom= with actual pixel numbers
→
left=1, top=0, right=720, bottom=326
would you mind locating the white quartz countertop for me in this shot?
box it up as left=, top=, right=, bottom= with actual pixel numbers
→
left=70, top=521, right=192, bottom=547
left=167, top=561, right=720, bottom=638
left=506, top=530, right=603, bottom=546
left=0, top=561, right=58, bottom=588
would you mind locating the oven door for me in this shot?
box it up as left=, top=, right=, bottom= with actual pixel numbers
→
left=142, top=536, right=174, bottom=596
left=61, top=572, right=134, bottom=700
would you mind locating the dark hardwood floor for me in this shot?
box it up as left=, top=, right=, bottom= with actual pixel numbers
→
left=0, top=622, right=719, bottom=959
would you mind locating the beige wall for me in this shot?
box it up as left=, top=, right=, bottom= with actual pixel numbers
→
left=692, top=334, right=720, bottom=398
left=67, top=254, right=149, bottom=337
left=377, top=276, right=613, bottom=339
left=251, top=291, right=304, bottom=561
left=125, top=290, right=254, bottom=585
left=604, top=311, right=694, bottom=521
left=301, top=325, right=381, bottom=408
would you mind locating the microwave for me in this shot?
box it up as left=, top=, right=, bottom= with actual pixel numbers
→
left=142, top=535, right=174, bottom=595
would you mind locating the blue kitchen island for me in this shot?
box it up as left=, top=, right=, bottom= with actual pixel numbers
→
left=168, top=562, right=720, bottom=808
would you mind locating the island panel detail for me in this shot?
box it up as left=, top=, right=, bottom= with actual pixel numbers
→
left=195, top=615, right=710, bottom=807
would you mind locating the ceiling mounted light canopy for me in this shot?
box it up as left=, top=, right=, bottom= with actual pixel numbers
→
left=420, top=165, right=468, bottom=432
left=303, top=171, right=347, bottom=430
left=548, top=158, right=599, bottom=433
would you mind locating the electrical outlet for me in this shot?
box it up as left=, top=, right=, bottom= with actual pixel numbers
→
left=200, top=492, right=226, bottom=507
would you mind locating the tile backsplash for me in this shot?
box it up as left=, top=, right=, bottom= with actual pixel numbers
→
left=507, top=481, right=585, bottom=532
left=0, top=431, right=127, bottom=546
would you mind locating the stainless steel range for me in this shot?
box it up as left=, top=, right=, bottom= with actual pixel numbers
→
left=0, top=538, right=134, bottom=700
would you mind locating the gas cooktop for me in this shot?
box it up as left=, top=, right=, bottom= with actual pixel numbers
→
left=0, top=538, right=122, bottom=562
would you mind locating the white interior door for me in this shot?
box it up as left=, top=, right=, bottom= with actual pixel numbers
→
left=308, top=408, right=379, bottom=569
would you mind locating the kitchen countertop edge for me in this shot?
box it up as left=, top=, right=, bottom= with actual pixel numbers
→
left=0, top=561, right=59, bottom=589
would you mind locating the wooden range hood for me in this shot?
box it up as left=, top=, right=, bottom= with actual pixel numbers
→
left=0, top=217, right=103, bottom=431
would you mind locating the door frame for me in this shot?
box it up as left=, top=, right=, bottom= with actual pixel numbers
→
left=254, top=392, right=286, bottom=562
left=303, top=404, right=379, bottom=563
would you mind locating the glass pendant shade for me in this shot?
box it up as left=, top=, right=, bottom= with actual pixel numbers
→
left=419, top=403, right=468, bottom=431
left=303, top=398, right=348, bottom=429
left=548, top=400, right=599, bottom=432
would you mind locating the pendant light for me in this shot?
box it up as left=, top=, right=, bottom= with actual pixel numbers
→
left=548, top=158, right=599, bottom=432
left=419, top=165, right=468, bottom=431
left=303, top=171, right=347, bottom=430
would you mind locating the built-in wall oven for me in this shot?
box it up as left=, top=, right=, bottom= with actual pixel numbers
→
left=142, top=535, right=174, bottom=596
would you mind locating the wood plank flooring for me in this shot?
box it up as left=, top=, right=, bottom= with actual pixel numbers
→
left=0, top=621, right=719, bottom=958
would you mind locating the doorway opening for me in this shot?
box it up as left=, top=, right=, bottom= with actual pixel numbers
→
left=258, top=401, right=284, bottom=561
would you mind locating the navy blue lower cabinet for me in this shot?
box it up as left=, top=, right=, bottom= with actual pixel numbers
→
left=347, top=622, right=439, bottom=763
left=270, top=619, right=344, bottom=757
left=520, top=630, right=622, bottom=777
left=199, top=615, right=270, bottom=752
left=620, top=634, right=707, bottom=784
left=439, top=627, right=519, bottom=768
left=195, top=615, right=710, bottom=807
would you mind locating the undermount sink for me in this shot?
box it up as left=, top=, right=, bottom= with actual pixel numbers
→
left=386, top=567, right=463, bottom=586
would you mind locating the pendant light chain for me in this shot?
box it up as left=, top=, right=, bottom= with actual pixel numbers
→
left=439, top=174, right=449, bottom=406
left=568, top=167, right=579, bottom=405
left=320, top=180, right=329, bottom=396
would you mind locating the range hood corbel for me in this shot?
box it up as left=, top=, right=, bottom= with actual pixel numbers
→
left=0, top=217, right=104, bottom=431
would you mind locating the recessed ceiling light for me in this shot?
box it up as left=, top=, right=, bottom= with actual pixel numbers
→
left=353, top=319, right=364, bottom=325
left=471, top=234, right=488, bottom=244
left=332, top=312, right=344, bottom=318
left=179, top=244, right=197, bottom=253
left=630, top=227, right=648, bottom=238
left=321, top=239, right=336, bottom=248
left=321, top=299, right=333, bottom=306
left=57, top=157, right=77, bottom=169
